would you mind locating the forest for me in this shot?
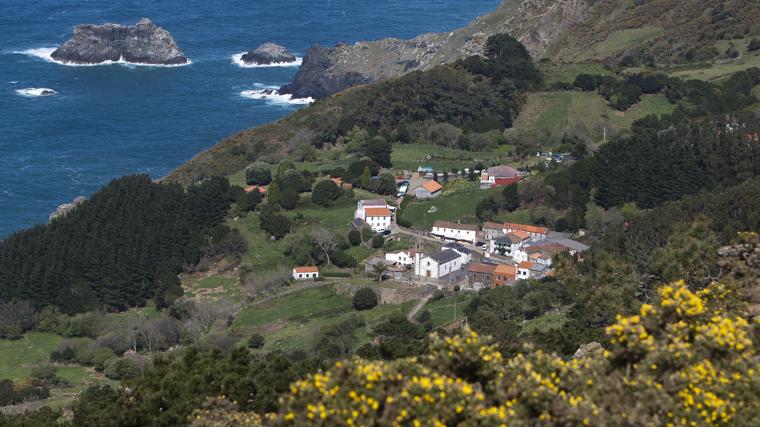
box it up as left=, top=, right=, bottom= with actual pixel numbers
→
left=0, top=175, right=236, bottom=316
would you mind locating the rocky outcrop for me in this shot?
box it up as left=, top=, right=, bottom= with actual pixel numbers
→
left=51, top=18, right=187, bottom=65
left=240, top=42, right=296, bottom=65
left=280, top=0, right=592, bottom=99
left=49, top=196, right=86, bottom=222
left=572, top=342, right=604, bottom=359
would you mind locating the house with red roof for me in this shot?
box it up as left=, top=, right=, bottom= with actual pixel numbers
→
left=292, top=266, right=319, bottom=280
left=480, top=165, right=520, bottom=188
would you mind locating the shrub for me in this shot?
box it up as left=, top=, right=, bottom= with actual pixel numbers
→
left=247, top=334, right=265, bottom=350
left=90, top=347, right=117, bottom=371
left=104, top=357, right=141, bottom=380
left=312, top=180, right=342, bottom=207
left=279, top=189, right=299, bottom=210
left=352, top=288, right=379, bottom=311
left=371, top=235, right=385, bottom=249
left=573, top=74, right=598, bottom=91
left=245, top=162, right=272, bottom=186
left=348, top=229, right=362, bottom=246
left=30, top=365, right=57, bottom=381
left=748, top=38, right=760, bottom=52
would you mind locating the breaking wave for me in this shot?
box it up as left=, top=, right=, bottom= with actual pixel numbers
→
left=15, top=87, right=57, bottom=97
left=231, top=52, right=302, bottom=68
left=239, top=84, right=313, bottom=105
left=14, top=47, right=191, bottom=67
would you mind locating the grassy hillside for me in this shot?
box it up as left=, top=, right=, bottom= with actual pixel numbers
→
left=507, top=91, right=675, bottom=143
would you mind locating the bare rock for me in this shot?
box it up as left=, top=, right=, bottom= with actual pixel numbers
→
left=51, top=18, right=187, bottom=65
left=240, top=42, right=296, bottom=65
left=572, top=341, right=603, bottom=359
left=49, top=196, right=86, bottom=222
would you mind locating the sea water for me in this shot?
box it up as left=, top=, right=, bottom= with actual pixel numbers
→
left=0, top=0, right=500, bottom=237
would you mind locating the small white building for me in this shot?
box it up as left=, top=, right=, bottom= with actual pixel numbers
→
left=292, top=266, right=319, bottom=280
left=431, top=220, right=478, bottom=244
left=385, top=248, right=416, bottom=266
left=414, top=249, right=467, bottom=279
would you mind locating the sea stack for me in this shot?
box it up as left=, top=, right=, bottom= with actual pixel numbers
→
left=51, top=18, right=188, bottom=65
left=240, top=43, right=296, bottom=65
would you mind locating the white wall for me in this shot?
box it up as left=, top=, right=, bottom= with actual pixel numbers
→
left=366, top=215, right=391, bottom=232
left=431, top=227, right=477, bottom=244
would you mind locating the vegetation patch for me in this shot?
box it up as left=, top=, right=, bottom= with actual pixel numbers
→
left=591, top=26, right=665, bottom=57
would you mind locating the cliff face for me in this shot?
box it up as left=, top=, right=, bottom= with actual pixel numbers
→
left=281, top=0, right=591, bottom=99
left=51, top=18, right=187, bottom=65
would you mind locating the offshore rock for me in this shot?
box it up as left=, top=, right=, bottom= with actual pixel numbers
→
left=240, top=42, right=296, bottom=65
left=51, top=18, right=188, bottom=65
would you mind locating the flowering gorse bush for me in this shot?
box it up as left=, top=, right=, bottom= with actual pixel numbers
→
left=192, top=280, right=760, bottom=426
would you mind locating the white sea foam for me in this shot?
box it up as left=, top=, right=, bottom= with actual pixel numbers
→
left=239, top=85, right=313, bottom=105
left=15, top=87, right=57, bottom=97
left=14, top=47, right=192, bottom=67
left=231, top=52, right=302, bottom=68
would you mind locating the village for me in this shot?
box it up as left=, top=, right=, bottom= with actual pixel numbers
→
left=289, top=162, right=588, bottom=292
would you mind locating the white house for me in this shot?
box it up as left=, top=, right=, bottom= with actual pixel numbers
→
left=292, top=266, right=319, bottom=280
left=489, top=232, right=530, bottom=257
left=355, top=199, right=389, bottom=219
left=414, top=249, right=467, bottom=279
left=431, top=220, right=478, bottom=244
left=364, top=207, right=392, bottom=232
left=386, top=248, right=416, bottom=267
left=355, top=199, right=393, bottom=232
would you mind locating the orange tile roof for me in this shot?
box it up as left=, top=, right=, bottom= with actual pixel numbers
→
left=512, top=230, right=531, bottom=240
left=244, top=185, right=266, bottom=193
left=518, top=261, right=535, bottom=269
left=294, top=266, right=319, bottom=273
left=483, top=221, right=504, bottom=230
left=421, top=180, right=443, bottom=193
left=330, top=177, right=343, bottom=185
left=467, top=263, right=497, bottom=274
left=505, top=223, right=549, bottom=235
left=494, top=264, right=516, bottom=277
left=365, top=207, right=391, bottom=217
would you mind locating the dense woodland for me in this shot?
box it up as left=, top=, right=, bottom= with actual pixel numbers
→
left=0, top=175, right=235, bottom=316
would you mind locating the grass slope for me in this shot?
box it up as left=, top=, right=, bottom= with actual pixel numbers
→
left=0, top=333, right=61, bottom=380
left=234, top=285, right=415, bottom=352
left=508, top=91, right=675, bottom=143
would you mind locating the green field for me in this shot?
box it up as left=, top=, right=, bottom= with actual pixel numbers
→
left=521, top=311, right=568, bottom=335
left=399, top=181, right=499, bottom=229
left=540, top=62, right=614, bottom=85
left=423, top=293, right=475, bottom=328
left=0, top=333, right=61, bottom=380
left=233, top=285, right=415, bottom=352
left=668, top=53, right=760, bottom=81
left=183, top=274, right=241, bottom=301
left=509, top=91, right=675, bottom=143
left=391, top=144, right=514, bottom=172
left=591, top=27, right=665, bottom=57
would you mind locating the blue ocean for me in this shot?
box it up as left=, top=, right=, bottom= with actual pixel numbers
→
left=0, top=0, right=499, bottom=237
